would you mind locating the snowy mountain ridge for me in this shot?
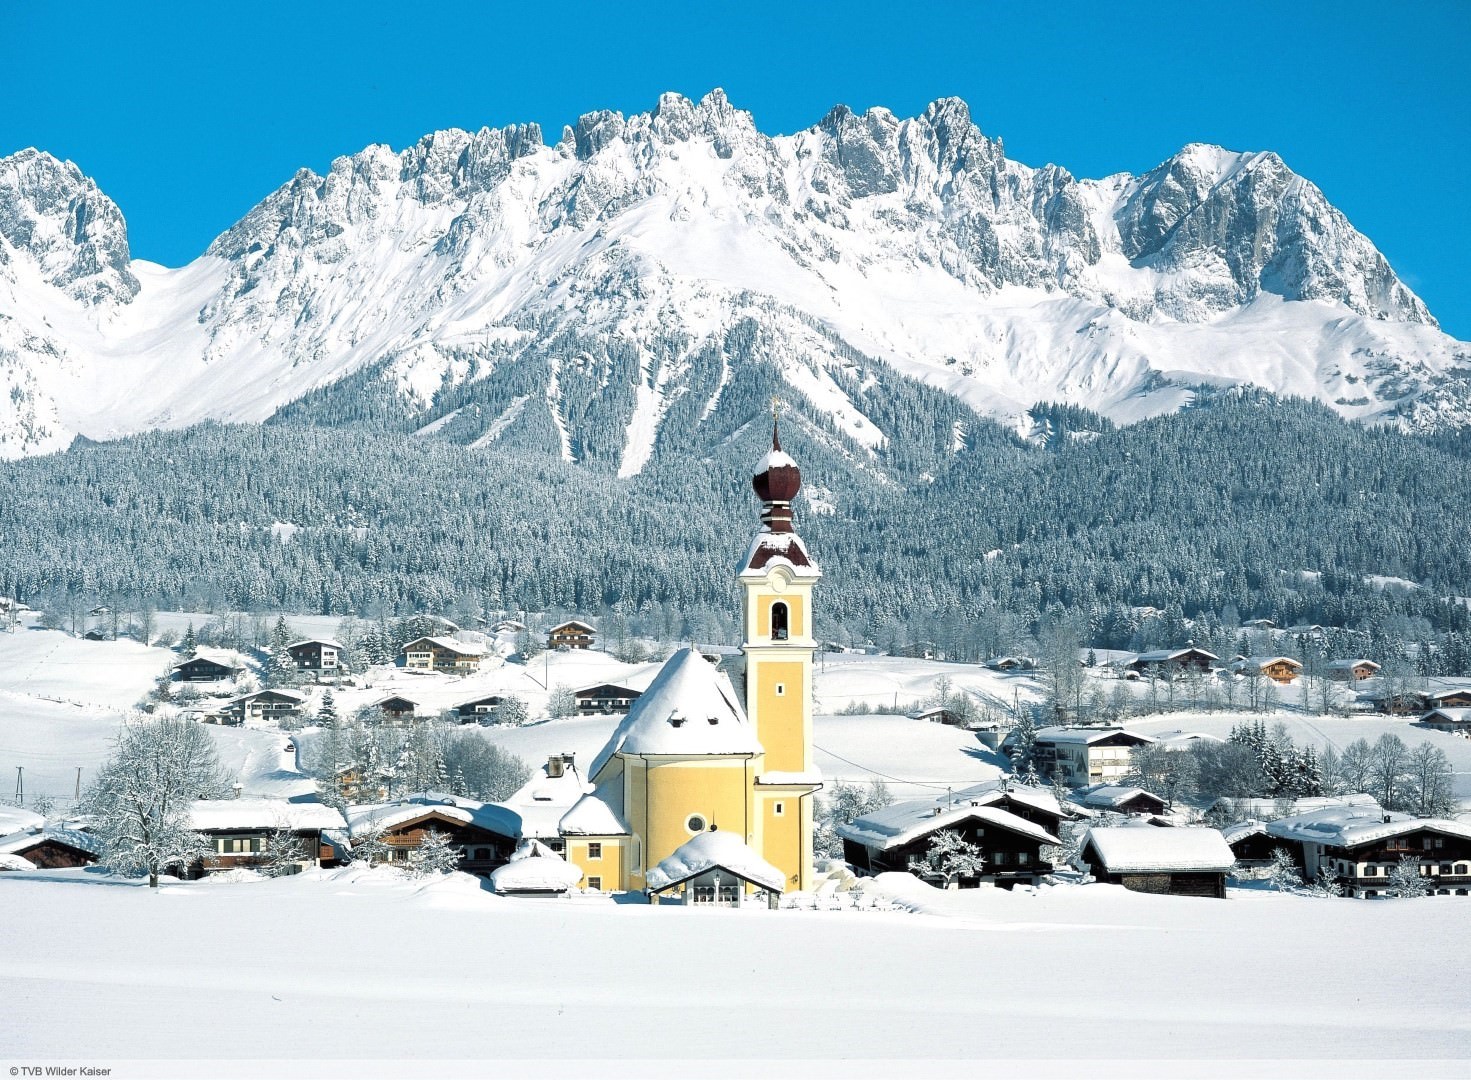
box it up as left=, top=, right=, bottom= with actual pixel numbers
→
left=2, top=91, right=1468, bottom=465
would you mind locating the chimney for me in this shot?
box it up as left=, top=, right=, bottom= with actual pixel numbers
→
left=546, top=755, right=564, bottom=779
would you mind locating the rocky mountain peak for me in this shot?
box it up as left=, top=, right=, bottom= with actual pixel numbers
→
left=0, top=148, right=138, bottom=304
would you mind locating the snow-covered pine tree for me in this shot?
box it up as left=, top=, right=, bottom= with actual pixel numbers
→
left=316, top=690, right=339, bottom=727
left=408, top=829, right=462, bottom=877
left=180, top=621, right=197, bottom=659
left=1007, top=711, right=1039, bottom=784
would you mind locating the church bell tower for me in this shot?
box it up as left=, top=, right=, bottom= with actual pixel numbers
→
left=740, top=413, right=822, bottom=890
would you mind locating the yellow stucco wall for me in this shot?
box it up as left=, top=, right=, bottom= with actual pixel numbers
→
left=566, top=837, right=626, bottom=891
left=637, top=758, right=754, bottom=878
left=758, top=791, right=810, bottom=890
left=753, top=659, right=807, bottom=773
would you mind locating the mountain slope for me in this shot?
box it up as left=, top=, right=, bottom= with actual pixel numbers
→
left=2, top=92, right=1468, bottom=464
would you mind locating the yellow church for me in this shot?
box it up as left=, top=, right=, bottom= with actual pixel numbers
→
left=558, top=422, right=822, bottom=898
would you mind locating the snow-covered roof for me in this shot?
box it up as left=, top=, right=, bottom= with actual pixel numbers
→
left=1265, top=806, right=1471, bottom=849
left=502, top=758, right=588, bottom=838
left=838, top=794, right=1060, bottom=851
left=0, top=853, right=36, bottom=871
left=1072, top=785, right=1165, bottom=811
left=1132, top=647, right=1219, bottom=663
left=490, top=839, right=582, bottom=893
left=188, top=798, right=345, bottom=832
left=287, top=638, right=342, bottom=650
left=1152, top=730, right=1226, bottom=750
left=1034, top=726, right=1155, bottom=746
left=1423, top=707, right=1471, bottom=724
left=1083, top=826, right=1235, bottom=873
left=346, top=794, right=518, bottom=838
left=1232, top=655, right=1303, bottom=670
left=645, top=830, right=786, bottom=893
left=404, top=636, right=486, bottom=655
left=756, top=448, right=798, bottom=474
left=1221, top=820, right=1267, bottom=845
left=548, top=620, right=596, bottom=633
left=1327, top=659, right=1378, bottom=670
left=588, top=648, right=760, bottom=777
left=559, top=791, right=631, bottom=836
left=739, top=531, right=820, bottom=577
left=174, top=648, right=244, bottom=670
left=232, top=688, right=308, bottom=705
left=0, top=825, right=101, bottom=857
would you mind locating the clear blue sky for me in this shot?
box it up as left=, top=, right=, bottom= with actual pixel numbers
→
left=5, top=1, right=1468, bottom=336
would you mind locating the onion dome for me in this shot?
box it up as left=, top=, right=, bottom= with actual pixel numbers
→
left=752, top=420, right=801, bottom=533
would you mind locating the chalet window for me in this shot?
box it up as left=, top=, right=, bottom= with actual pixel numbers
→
left=587, top=876, right=602, bottom=891
left=588, top=843, right=603, bottom=860
left=771, top=602, right=789, bottom=641
left=1017, top=852, right=1030, bottom=865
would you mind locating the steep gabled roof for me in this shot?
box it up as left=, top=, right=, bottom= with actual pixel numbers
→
left=838, top=798, right=1060, bottom=852
left=588, top=648, right=760, bottom=778
left=188, top=798, right=345, bottom=832
left=645, top=830, right=786, bottom=893
left=1034, top=726, right=1155, bottom=747
left=1265, top=806, right=1471, bottom=849
left=287, top=638, right=342, bottom=650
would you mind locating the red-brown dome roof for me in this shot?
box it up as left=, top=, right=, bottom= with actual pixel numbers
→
left=752, top=421, right=801, bottom=504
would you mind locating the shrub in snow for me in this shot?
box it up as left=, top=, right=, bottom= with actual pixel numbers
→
left=1389, top=855, right=1429, bottom=898
left=83, top=714, right=231, bottom=887
left=408, top=829, right=462, bottom=877
left=261, top=826, right=308, bottom=877
left=548, top=684, right=577, bottom=720
left=1308, top=866, right=1343, bottom=898
left=1267, top=847, right=1303, bottom=893
left=908, top=829, right=986, bottom=888
left=498, top=695, right=529, bottom=726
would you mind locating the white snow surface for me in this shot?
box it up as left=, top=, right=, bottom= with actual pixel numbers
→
left=1084, top=826, right=1236, bottom=873
left=490, top=844, right=582, bottom=893
left=1, top=868, right=1468, bottom=1066
left=558, top=792, right=631, bottom=836
left=644, top=829, right=786, bottom=892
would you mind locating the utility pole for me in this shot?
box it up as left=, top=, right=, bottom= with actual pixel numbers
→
left=14, top=766, right=22, bottom=806
left=75, top=767, right=82, bottom=802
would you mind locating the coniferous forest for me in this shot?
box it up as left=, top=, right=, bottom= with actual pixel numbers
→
left=2, top=383, right=1470, bottom=667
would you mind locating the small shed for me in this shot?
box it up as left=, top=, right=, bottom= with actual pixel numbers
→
left=1072, top=785, right=1168, bottom=817
left=490, top=839, right=583, bottom=896
left=373, top=694, right=419, bottom=721
left=1220, top=820, right=1277, bottom=867
left=1420, top=707, right=1471, bottom=735
left=1079, top=826, right=1234, bottom=898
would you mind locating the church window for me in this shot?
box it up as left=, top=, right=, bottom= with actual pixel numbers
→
left=774, top=802, right=785, bottom=816
left=587, top=876, right=602, bottom=891
left=686, top=814, right=707, bottom=833
left=588, top=843, right=602, bottom=859
left=776, top=684, right=785, bottom=696
left=771, top=602, right=789, bottom=641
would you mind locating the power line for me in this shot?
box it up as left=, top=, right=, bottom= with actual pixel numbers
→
left=812, top=742, right=985, bottom=792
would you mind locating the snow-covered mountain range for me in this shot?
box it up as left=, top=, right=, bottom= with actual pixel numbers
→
left=2, top=90, right=1468, bottom=464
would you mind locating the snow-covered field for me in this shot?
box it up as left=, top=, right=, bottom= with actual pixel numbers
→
left=0, top=867, right=1467, bottom=1071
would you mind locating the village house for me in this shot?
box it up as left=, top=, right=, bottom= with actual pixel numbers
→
left=987, top=656, right=1035, bottom=671
left=372, top=694, right=419, bottom=722
left=1078, top=826, right=1234, bottom=898
left=345, top=794, right=520, bottom=875
left=287, top=638, right=342, bottom=673
left=401, top=636, right=486, bottom=674
left=839, top=781, right=1065, bottom=889
left=1421, top=686, right=1471, bottom=710
left=1265, top=805, right=1471, bottom=897
left=1220, top=820, right=1277, bottom=868
left=910, top=706, right=965, bottom=726
left=574, top=683, right=642, bottom=715
left=1030, top=726, right=1156, bottom=787
left=1326, top=658, right=1380, bottom=682
left=172, top=650, right=244, bottom=682
left=1419, top=707, right=1471, bottom=735
left=1230, top=656, right=1303, bottom=684
left=1070, top=785, right=1168, bottom=817
left=1151, top=729, right=1225, bottom=752
left=1127, top=647, right=1219, bottom=678
left=547, top=620, right=597, bottom=650
left=229, top=688, right=307, bottom=724
left=0, top=824, right=100, bottom=870
left=452, top=694, right=503, bottom=723
left=187, top=798, right=345, bottom=877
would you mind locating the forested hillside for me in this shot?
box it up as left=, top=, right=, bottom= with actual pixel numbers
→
left=2, top=394, right=1468, bottom=665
